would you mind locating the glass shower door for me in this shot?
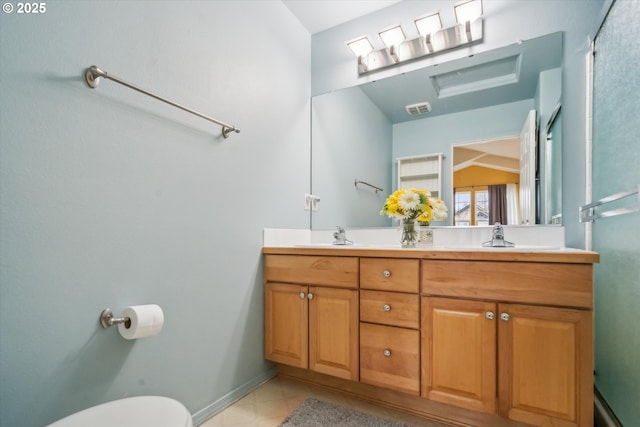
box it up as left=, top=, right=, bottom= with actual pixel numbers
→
left=591, top=1, right=640, bottom=425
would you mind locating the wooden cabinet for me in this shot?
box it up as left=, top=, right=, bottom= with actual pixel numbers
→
left=422, top=260, right=594, bottom=427
left=263, top=247, right=598, bottom=427
left=264, top=282, right=308, bottom=368
left=359, top=258, right=420, bottom=395
left=498, top=303, right=592, bottom=427
left=360, top=290, right=419, bottom=329
left=422, top=297, right=497, bottom=413
left=264, top=255, right=359, bottom=381
left=360, top=257, right=419, bottom=293
left=360, top=322, right=419, bottom=395
left=308, top=285, right=359, bottom=380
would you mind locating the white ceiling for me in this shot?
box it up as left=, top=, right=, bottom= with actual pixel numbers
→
left=282, top=0, right=402, bottom=34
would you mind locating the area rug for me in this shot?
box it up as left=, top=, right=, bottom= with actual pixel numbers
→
left=278, top=397, right=412, bottom=427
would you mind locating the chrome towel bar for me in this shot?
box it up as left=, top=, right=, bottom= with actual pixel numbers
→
left=85, top=66, right=240, bottom=138
left=354, top=179, right=383, bottom=193
left=579, top=185, right=639, bottom=222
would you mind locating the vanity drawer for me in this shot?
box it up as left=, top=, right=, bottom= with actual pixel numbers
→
left=360, top=323, right=420, bottom=395
left=360, top=290, right=419, bottom=329
left=360, top=258, right=419, bottom=293
left=421, top=260, right=593, bottom=309
left=265, top=255, right=358, bottom=289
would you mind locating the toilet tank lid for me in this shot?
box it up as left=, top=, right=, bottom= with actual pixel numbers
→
left=47, top=396, right=192, bottom=427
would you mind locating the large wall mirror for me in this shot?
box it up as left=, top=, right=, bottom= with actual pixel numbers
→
left=311, top=32, right=563, bottom=229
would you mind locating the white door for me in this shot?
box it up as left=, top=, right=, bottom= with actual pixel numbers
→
left=519, top=110, right=537, bottom=225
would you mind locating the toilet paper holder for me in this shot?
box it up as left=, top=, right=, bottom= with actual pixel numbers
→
left=99, top=308, right=131, bottom=329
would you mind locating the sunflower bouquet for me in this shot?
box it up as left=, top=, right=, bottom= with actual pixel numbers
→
left=380, top=188, right=447, bottom=224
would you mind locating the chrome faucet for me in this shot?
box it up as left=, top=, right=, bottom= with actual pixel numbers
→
left=482, top=222, right=515, bottom=247
left=333, top=226, right=353, bottom=245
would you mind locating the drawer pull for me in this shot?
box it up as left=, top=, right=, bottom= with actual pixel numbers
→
left=485, top=311, right=495, bottom=320
left=383, top=349, right=391, bottom=357
left=383, top=304, right=391, bottom=312
left=500, top=312, right=510, bottom=321
left=299, top=292, right=306, bottom=299
left=307, top=293, right=314, bottom=300
left=383, top=270, right=391, bottom=278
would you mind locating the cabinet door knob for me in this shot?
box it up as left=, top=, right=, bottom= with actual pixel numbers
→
left=383, top=349, right=391, bottom=357
left=383, top=270, right=391, bottom=278
left=299, top=292, right=306, bottom=299
left=383, top=304, right=391, bottom=312
left=485, top=311, right=495, bottom=320
left=500, top=312, right=510, bottom=321
left=307, top=293, right=314, bottom=300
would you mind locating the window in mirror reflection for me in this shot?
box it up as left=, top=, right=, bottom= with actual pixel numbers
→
left=454, top=187, right=489, bottom=226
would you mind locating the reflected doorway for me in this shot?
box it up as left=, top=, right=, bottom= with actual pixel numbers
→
left=452, top=137, right=520, bottom=226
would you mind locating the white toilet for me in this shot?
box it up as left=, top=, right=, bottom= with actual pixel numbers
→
left=47, top=396, right=193, bottom=427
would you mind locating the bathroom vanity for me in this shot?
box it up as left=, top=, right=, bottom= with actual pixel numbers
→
left=263, top=246, right=599, bottom=427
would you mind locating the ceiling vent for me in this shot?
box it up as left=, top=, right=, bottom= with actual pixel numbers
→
left=405, top=101, right=432, bottom=115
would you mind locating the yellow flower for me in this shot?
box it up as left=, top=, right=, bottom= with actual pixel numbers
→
left=418, top=209, right=433, bottom=223
left=381, top=187, right=447, bottom=223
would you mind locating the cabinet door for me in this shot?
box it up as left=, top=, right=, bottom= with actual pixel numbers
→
left=498, top=303, right=593, bottom=427
left=264, top=282, right=308, bottom=368
left=422, top=297, right=497, bottom=414
left=308, top=286, right=359, bottom=381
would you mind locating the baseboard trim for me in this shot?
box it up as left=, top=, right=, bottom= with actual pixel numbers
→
left=191, top=367, right=278, bottom=426
left=594, top=387, right=623, bottom=427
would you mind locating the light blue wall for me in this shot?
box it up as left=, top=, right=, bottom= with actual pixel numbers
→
left=0, top=1, right=310, bottom=426
left=312, top=87, right=392, bottom=229
left=392, top=99, right=534, bottom=218
left=312, top=0, right=605, bottom=248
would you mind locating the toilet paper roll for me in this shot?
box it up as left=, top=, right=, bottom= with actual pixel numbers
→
left=118, top=304, right=164, bottom=340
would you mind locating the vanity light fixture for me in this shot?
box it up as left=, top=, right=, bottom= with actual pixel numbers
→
left=346, top=36, right=376, bottom=73
left=378, top=25, right=406, bottom=49
left=415, top=13, right=442, bottom=53
left=348, top=0, right=483, bottom=75
left=454, top=0, right=483, bottom=24
left=415, top=13, right=442, bottom=36
left=455, top=0, right=483, bottom=41
left=379, top=25, right=406, bottom=63
left=346, top=36, right=374, bottom=57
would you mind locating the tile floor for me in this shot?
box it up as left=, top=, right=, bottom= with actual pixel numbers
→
left=199, top=376, right=453, bottom=427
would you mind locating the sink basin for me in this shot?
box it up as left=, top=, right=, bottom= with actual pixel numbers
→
left=291, top=243, right=564, bottom=251
left=443, top=245, right=563, bottom=251
left=294, top=243, right=371, bottom=248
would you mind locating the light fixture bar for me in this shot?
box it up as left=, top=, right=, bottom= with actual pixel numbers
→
left=357, top=18, right=483, bottom=75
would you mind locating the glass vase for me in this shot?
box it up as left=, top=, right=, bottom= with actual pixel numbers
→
left=401, top=219, right=418, bottom=248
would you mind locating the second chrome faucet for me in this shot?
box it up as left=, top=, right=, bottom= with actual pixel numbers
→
left=333, top=226, right=353, bottom=245
left=482, top=222, right=515, bottom=247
